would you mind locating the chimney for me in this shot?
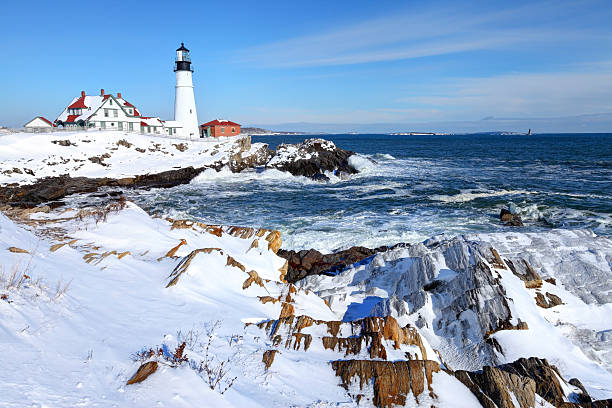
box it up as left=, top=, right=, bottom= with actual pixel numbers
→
left=81, top=90, right=85, bottom=98
left=100, top=88, right=105, bottom=96
left=117, top=92, right=122, bottom=99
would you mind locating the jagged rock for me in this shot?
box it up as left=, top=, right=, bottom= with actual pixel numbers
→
left=497, top=357, right=567, bottom=406
left=569, top=378, right=593, bottom=404
left=172, top=143, right=188, bottom=152
left=8, top=247, right=29, bottom=254
left=500, top=208, right=524, bottom=227
left=51, top=139, right=74, bottom=147
left=301, top=238, right=531, bottom=370
left=228, top=142, right=275, bottom=173
left=454, top=365, right=536, bottom=408
left=255, top=315, right=428, bottom=361
left=166, top=248, right=222, bottom=287
left=126, top=361, right=158, bottom=385
left=262, top=350, right=278, bottom=370
left=331, top=359, right=440, bottom=407
left=278, top=245, right=396, bottom=283
left=267, top=138, right=358, bottom=179
left=88, top=153, right=111, bottom=166
left=131, top=166, right=204, bottom=189
left=535, top=291, right=563, bottom=308
left=455, top=357, right=612, bottom=408
left=0, top=175, right=109, bottom=207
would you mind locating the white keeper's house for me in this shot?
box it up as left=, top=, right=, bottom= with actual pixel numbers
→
left=54, top=89, right=183, bottom=137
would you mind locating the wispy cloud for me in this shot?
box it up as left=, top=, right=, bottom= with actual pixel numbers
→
left=237, top=1, right=608, bottom=68
left=399, top=68, right=612, bottom=118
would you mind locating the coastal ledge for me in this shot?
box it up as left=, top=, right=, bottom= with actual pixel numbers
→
left=0, top=131, right=359, bottom=207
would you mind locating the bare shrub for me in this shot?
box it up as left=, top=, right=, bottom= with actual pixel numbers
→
left=1, top=248, right=70, bottom=302
left=76, top=197, right=128, bottom=225
left=132, top=321, right=240, bottom=394
left=54, top=279, right=72, bottom=299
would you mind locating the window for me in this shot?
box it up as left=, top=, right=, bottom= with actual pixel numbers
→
left=221, top=127, right=225, bottom=133
left=232, top=127, right=235, bottom=133
left=173, top=128, right=176, bottom=134
left=109, top=99, right=113, bottom=105
left=101, top=122, right=106, bottom=129
left=129, top=109, right=133, bottom=115
left=118, top=122, right=123, bottom=130
left=128, top=122, right=133, bottom=131
left=104, top=109, right=109, bottom=117
left=113, top=110, right=118, bottom=118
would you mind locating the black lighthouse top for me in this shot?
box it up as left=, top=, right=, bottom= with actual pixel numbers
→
left=174, top=43, right=193, bottom=72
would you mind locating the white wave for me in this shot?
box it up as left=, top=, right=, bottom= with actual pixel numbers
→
left=370, top=153, right=396, bottom=161
left=190, top=167, right=318, bottom=185
left=348, top=154, right=377, bottom=172
left=429, top=189, right=537, bottom=203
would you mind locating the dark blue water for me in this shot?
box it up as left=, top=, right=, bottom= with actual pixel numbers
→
left=133, top=133, right=612, bottom=252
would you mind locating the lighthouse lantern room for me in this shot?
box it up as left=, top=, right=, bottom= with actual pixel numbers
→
left=173, top=42, right=199, bottom=139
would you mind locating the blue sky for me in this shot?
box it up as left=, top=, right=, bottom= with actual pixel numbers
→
left=1, top=0, right=611, bottom=131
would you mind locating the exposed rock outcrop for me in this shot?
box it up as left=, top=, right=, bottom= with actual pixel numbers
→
left=497, top=357, right=570, bottom=406
left=255, top=315, right=429, bottom=361
left=126, top=361, right=158, bottom=385
left=226, top=138, right=275, bottom=173
left=535, top=291, right=563, bottom=308
left=0, top=137, right=359, bottom=207
left=331, top=359, right=440, bottom=407
left=453, top=365, right=536, bottom=408
left=277, top=244, right=399, bottom=283
left=500, top=208, right=524, bottom=227
left=454, top=357, right=612, bottom=408
left=267, top=138, right=358, bottom=179
left=262, top=349, right=278, bottom=370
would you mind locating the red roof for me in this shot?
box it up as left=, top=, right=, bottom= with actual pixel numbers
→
left=38, top=116, right=56, bottom=127
left=103, top=94, right=112, bottom=100
left=123, top=100, right=135, bottom=108
left=140, top=121, right=149, bottom=126
left=201, top=119, right=241, bottom=127
left=66, top=115, right=80, bottom=122
left=68, top=96, right=87, bottom=109
left=133, top=108, right=141, bottom=116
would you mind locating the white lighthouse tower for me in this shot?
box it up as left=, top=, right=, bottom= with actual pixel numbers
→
left=174, top=43, right=199, bottom=139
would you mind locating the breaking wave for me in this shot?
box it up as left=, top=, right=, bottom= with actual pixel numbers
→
left=130, top=133, right=612, bottom=252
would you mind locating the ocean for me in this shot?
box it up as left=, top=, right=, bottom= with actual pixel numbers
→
left=130, top=133, right=612, bottom=253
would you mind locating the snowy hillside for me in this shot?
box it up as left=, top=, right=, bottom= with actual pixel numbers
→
left=0, top=131, right=251, bottom=184
left=1, top=131, right=611, bottom=407
left=1, top=201, right=611, bottom=407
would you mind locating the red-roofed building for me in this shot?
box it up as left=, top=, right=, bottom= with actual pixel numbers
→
left=24, top=116, right=56, bottom=131
left=200, top=119, right=241, bottom=138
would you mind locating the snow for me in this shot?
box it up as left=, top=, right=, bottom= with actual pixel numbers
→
left=56, top=95, right=107, bottom=123
left=299, top=231, right=612, bottom=400
left=0, top=131, right=248, bottom=184
left=0, top=200, right=487, bottom=407
left=1, top=131, right=611, bottom=406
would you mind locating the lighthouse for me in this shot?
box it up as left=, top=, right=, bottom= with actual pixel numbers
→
left=174, top=43, right=199, bottom=139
